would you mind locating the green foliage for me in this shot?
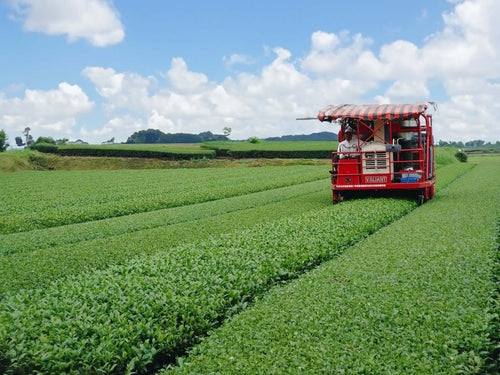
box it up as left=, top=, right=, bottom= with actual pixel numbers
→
left=30, top=142, right=58, bottom=153
left=455, top=150, right=468, bottom=162
left=0, top=181, right=330, bottom=294
left=0, top=165, right=327, bottom=234
left=52, top=144, right=215, bottom=160
left=0, top=130, right=8, bottom=152
left=0, top=162, right=471, bottom=295
left=202, top=140, right=337, bottom=158
left=248, top=136, right=261, bottom=144
left=0, top=156, right=488, bottom=374
left=167, top=158, right=500, bottom=375
left=0, top=150, right=35, bottom=172
left=34, top=136, right=56, bottom=145
left=126, top=129, right=229, bottom=144
left=434, top=147, right=458, bottom=168
left=0, top=197, right=416, bottom=374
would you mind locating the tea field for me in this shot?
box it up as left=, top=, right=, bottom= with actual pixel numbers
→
left=0, top=156, right=498, bottom=374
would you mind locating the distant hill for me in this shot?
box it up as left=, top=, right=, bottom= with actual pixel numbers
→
left=264, top=132, right=338, bottom=142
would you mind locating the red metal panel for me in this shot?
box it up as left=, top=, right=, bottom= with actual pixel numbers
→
left=336, top=159, right=360, bottom=184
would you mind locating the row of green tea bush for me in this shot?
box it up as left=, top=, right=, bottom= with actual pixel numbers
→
left=0, top=187, right=330, bottom=295
left=0, top=180, right=328, bottom=256
left=166, top=157, right=499, bottom=374
left=0, top=197, right=416, bottom=374
left=0, top=163, right=472, bottom=296
left=0, top=165, right=327, bottom=234
left=31, top=142, right=216, bottom=159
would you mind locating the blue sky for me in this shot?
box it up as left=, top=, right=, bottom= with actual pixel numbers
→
left=1, top=0, right=499, bottom=145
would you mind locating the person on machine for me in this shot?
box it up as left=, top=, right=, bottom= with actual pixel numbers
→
left=337, top=126, right=358, bottom=159
left=332, top=126, right=359, bottom=179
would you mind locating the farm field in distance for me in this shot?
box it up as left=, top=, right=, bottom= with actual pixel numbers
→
left=0, top=151, right=498, bottom=374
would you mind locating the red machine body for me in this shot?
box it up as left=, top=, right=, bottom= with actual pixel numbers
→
left=318, top=103, right=436, bottom=204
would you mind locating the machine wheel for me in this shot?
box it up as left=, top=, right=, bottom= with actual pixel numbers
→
left=332, top=191, right=345, bottom=204
left=418, top=194, right=425, bottom=205
left=417, top=188, right=427, bottom=205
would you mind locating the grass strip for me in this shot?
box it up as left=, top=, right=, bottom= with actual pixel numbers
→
left=0, top=196, right=416, bottom=374
left=166, top=158, right=499, bottom=374
left=0, top=179, right=328, bottom=255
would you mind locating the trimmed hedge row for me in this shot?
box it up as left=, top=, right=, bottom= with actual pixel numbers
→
left=0, top=165, right=327, bottom=234
left=223, top=149, right=332, bottom=159
left=0, top=187, right=330, bottom=295
left=167, top=158, right=499, bottom=374
left=55, top=146, right=215, bottom=160
left=0, top=198, right=416, bottom=374
left=31, top=143, right=333, bottom=159
left=0, top=180, right=328, bottom=256
left=0, top=162, right=472, bottom=296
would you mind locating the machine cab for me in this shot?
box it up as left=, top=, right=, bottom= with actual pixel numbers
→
left=318, top=103, right=436, bottom=204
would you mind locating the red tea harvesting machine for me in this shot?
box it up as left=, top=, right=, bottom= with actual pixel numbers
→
left=301, top=102, right=437, bottom=204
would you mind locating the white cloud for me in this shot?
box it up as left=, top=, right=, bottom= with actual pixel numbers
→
left=310, top=31, right=340, bottom=51
left=82, top=67, right=154, bottom=112
left=4, top=0, right=500, bottom=144
left=167, top=58, right=210, bottom=94
left=385, top=80, right=431, bottom=102
left=223, top=54, right=255, bottom=67
left=81, top=115, right=142, bottom=138
left=0, top=82, right=94, bottom=141
left=8, top=0, right=124, bottom=46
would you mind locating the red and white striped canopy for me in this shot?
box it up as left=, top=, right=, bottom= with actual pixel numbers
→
left=318, top=103, right=430, bottom=122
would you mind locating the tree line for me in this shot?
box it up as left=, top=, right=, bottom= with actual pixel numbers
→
left=126, top=129, right=229, bottom=144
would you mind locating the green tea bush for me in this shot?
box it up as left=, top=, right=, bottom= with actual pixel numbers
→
left=0, top=162, right=472, bottom=296
left=55, top=146, right=214, bottom=160
left=0, top=198, right=415, bottom=374
left=30, top=142, right=58, bottom=153
left=0, top=186, right=330, bottom=295
left=167, top=158, right=499, bottom=375
left=0, top=166, right=327, bottom=234
left=0, top=180, right=328, bottom=256
left=455, top=150, right=468, bottom=162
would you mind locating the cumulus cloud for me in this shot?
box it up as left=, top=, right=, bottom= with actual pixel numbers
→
left=81, top=115, right=142, bottom=138
left=223, top=54, right=255, bottom=67
left=82, top=67, right=154, bottom=112
left=0, top=82, right=94, bottom=140
left=8, top=0, right=124, bottom=46
left=167, top=58, right=210, bottom=94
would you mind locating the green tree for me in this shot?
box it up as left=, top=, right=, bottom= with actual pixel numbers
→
left=126, top=129, right=166, bottom=143
left=0, top=130, right=9, bottom=152
left=35, top=136, right=56, bottom=145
